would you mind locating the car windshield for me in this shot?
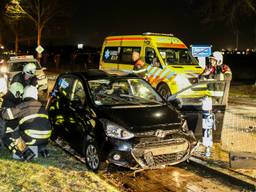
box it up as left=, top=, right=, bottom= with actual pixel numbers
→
left=9, top=61, right=41, bottom=72
left=158, top=48, right=198, bottom=65
left=88, top=78, right=164, bottom=106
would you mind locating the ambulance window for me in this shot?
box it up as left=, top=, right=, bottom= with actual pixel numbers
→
left=103, top=47, right=120, bottom=63
left=120, top=47, right=141, bottom=64
left=145, top=47, right=160, bottom=67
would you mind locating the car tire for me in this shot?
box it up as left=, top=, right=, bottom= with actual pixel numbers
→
left=84, top=141, right=101, bottom=171
left=157, top=83, right=171, bottom=100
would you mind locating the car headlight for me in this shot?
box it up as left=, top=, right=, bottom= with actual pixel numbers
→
left=102, top=119, right=134, bottom=140
left=181, top=120, right=189, bottom=132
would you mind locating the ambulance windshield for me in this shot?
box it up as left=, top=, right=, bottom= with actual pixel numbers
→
left=158, top=48, right=198, bottom=65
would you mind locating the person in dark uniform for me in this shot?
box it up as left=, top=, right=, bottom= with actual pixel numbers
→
left=1, top=86, right=52, bottom=160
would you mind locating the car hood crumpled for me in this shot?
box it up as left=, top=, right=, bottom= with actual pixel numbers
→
left=98, top=105, right=182, bottom=133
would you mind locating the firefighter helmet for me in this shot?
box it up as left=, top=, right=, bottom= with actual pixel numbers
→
left=9, top=82, right=24, bottom=98
left=212, top=51, right=223, bottom=66
left=23, top=86, right=38, bottom=100
left=23, top=63, right=36, bottom=77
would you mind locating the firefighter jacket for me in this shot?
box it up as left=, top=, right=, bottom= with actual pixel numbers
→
left=1, top=91, right=22, bottom=130
left=2, top=91, right=22, bottom=108
left=11, top=72, right=38, bottom=88
left=1, top=98, right=52, bottom=146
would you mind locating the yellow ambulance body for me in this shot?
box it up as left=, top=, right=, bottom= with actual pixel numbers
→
left=99, top=33, right=205, bottom=99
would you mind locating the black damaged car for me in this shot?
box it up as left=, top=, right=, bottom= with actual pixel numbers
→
left=47, top=70, right=197, bottom=171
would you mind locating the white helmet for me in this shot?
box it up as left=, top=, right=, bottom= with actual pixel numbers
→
left=23, top=63, right=36, bottom=77
left=212, top=51, right=223, bottom=66
left=23, top=86, right=38, bottom=100
left=9, top=82, right=24, bottom=98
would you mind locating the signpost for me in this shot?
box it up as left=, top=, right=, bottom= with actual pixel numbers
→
left=36, top=45, right=44, bottom=59
left=191, top=45, right=212, bottom=69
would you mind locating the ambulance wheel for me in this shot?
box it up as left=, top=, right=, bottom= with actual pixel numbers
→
left=157, top=83, right=171, bottom=100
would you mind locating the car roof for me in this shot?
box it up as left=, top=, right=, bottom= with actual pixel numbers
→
left=63, top=69, right=139, bottom=80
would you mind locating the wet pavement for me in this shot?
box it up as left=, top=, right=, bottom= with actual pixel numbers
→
left=101, top=163, right=245, bottom=192
left=193, top=98, right=256, bottom=181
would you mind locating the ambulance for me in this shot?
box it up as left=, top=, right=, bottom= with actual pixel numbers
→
left=99, top=32, right=205, bottom=100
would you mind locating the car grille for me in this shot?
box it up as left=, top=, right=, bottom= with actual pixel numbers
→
left=131, top=138, right=190, bottom=168
left=153, top=152, right=185, bottom=165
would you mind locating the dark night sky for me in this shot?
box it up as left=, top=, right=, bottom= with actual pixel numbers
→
left=68, top=0, right=255, bottom=49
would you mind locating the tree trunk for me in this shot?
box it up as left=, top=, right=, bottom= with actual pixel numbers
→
left=0, top=30, right=2, bottom=45
left=37, top=24, right=42, bottom=47
left=15, top=30, right=19, bottom=53
left=37, top=25, right=42, bottom=59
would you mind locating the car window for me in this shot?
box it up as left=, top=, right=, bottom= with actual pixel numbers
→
left=88, top=78, right=164, bottom=106
left=158, top=48, right=198, bottom=65
left=145, top=47, right=160, bottom=67
left=103, top=47, right=120, bottom=63
left=9, top=61, right=41, bottom=72
left=55, top=76, right=74, bottom=100
left=120, top=47, right=141, bottom=64
left=71, top=79, right=86, bottom=105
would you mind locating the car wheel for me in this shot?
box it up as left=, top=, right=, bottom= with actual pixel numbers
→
left=157, top=83, right=171, bottom=100
left=85, top=142, right=100, bottom=171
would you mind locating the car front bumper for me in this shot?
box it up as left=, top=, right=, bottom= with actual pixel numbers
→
left=106, top=131, right=197, bottom=169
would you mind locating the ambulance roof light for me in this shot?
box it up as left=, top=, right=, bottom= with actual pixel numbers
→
left=143, top=32, right=174, bottom=37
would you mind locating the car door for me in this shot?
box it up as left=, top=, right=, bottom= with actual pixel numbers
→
left=49, top=75, right=74, bottom=140
left=65, top=77, right=91, bottom=152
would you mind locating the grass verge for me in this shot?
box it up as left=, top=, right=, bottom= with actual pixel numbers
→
left=0, top=142, right=118, bottom=192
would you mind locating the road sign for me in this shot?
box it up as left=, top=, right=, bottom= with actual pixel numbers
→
left=36, top=45, right=44, bottom=54
left=191, top=45, right=212, bottom=57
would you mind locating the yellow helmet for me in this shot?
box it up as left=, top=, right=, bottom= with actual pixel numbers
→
left=9, top=82, right=24, bottom=98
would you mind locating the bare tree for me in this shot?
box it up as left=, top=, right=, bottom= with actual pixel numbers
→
left=189, top=0, right=256, bottom=49
left=20, top=0, right=60, bottom=47
left=4, top=0, right=26, bottom=52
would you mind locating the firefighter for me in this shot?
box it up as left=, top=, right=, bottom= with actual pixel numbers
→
left=200, top=51, right=232, bottom=80
left=0, top=73, right=7, bottom=98
left=0, top=82, right=24, bottom=142
left=212, top=51, right=232, bottom=81
left=1, top=86, right=52, bottom=159
left=11, top=63, right=38, bottom=87
left=2, top=82, right=24, bottom=108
